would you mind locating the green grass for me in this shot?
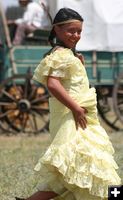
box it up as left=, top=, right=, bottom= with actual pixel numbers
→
left=0, top=131, right=123, bottom=200
left=0, top=134, right=50, bottom=200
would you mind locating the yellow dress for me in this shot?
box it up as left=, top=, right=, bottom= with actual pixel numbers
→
left=33, top=48, right=121, bottom=200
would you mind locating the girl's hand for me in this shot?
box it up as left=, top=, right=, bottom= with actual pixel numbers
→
left=72, top=106, right=88, bottom=130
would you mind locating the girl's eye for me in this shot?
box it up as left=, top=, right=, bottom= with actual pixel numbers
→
left=68, top=29, right=81, bottom=35
left=71, top=30, right=81, bottom=35
left=69, top=29, right=76, bottom=33
left=77, top=31, right=82, bottom=35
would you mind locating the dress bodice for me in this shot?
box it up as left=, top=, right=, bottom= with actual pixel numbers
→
left=33, top=48, right=89, bottom=95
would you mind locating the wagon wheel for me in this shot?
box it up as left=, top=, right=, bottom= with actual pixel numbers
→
left=113, top=73, right=123, bottom=128
left=97, top=86, right=123, bottom=131
left=0, top=74, right=49, bottom=134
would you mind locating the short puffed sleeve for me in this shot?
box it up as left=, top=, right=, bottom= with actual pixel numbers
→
left=32, top=48, right=76, bottom=85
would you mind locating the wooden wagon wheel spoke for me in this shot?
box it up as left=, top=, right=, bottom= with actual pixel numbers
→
left=117, top=104, right=123, bottom=110
left=113, top=72, right=123, bottom=124
left=31, top=108, right=49, bottom=120
left=31, top=113, right=38, bottom=131
left=31, top=109, right=49, bottom=131
left=31, top=94, right=49, bottom=104
left=112, top=117, right=119, bottom=125
left=97, top=86, right=123, bottom=131
left=23, top=76, right=32, bottom=98
left=19, top=113, right=29, bottom=132
left=1, top=89, right=17, bottom=102
left=100, top=108, right=110, bottom=114
left=28, top=85, right=37, bottom=100
left=31, top=105, right=49, bottom=111
left=117, top=90, right=123, bottom=94
left=117, top=100, right=123, bottom=105
left=24, top=78, right=29, bottom=98
left=0, top=102, right=15, bottom=106
left=0, top=110, right=15, bottom=118
left=0, top=74, right=49, bottom=134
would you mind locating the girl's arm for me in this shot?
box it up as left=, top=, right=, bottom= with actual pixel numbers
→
left=47, top=76, right=87, bottom=129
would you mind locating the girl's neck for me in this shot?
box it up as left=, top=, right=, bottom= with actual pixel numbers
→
left=54, top=38, right=76, bottom=54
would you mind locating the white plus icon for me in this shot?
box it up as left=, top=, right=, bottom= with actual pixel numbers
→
left=111, top=187, right=120, bottom=197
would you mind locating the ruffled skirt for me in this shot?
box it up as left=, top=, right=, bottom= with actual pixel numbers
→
left=34, top=88, right=121, bottom=200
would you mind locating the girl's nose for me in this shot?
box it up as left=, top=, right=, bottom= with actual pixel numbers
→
left=73, top=32, right=80, bottom=38
left=74, top=32, right=78, bottom=37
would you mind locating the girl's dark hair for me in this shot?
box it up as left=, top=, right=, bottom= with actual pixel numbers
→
left=48, top=8, right=84, bottom=47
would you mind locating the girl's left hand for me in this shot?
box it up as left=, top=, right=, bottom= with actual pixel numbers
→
left=72, top=106, right=88, bottom=130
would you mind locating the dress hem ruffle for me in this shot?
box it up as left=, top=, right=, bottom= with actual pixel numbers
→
left=34, top=137, right=121, bottom=199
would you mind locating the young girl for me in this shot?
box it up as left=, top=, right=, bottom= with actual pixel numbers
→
left=16, top=8, right=121, bottom=200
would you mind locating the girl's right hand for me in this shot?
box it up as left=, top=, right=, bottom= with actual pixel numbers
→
left=72, top=106, right=88, bottom=130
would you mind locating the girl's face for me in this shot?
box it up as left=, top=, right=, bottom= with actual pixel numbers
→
left=54, top=21, right=83, bottom=49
